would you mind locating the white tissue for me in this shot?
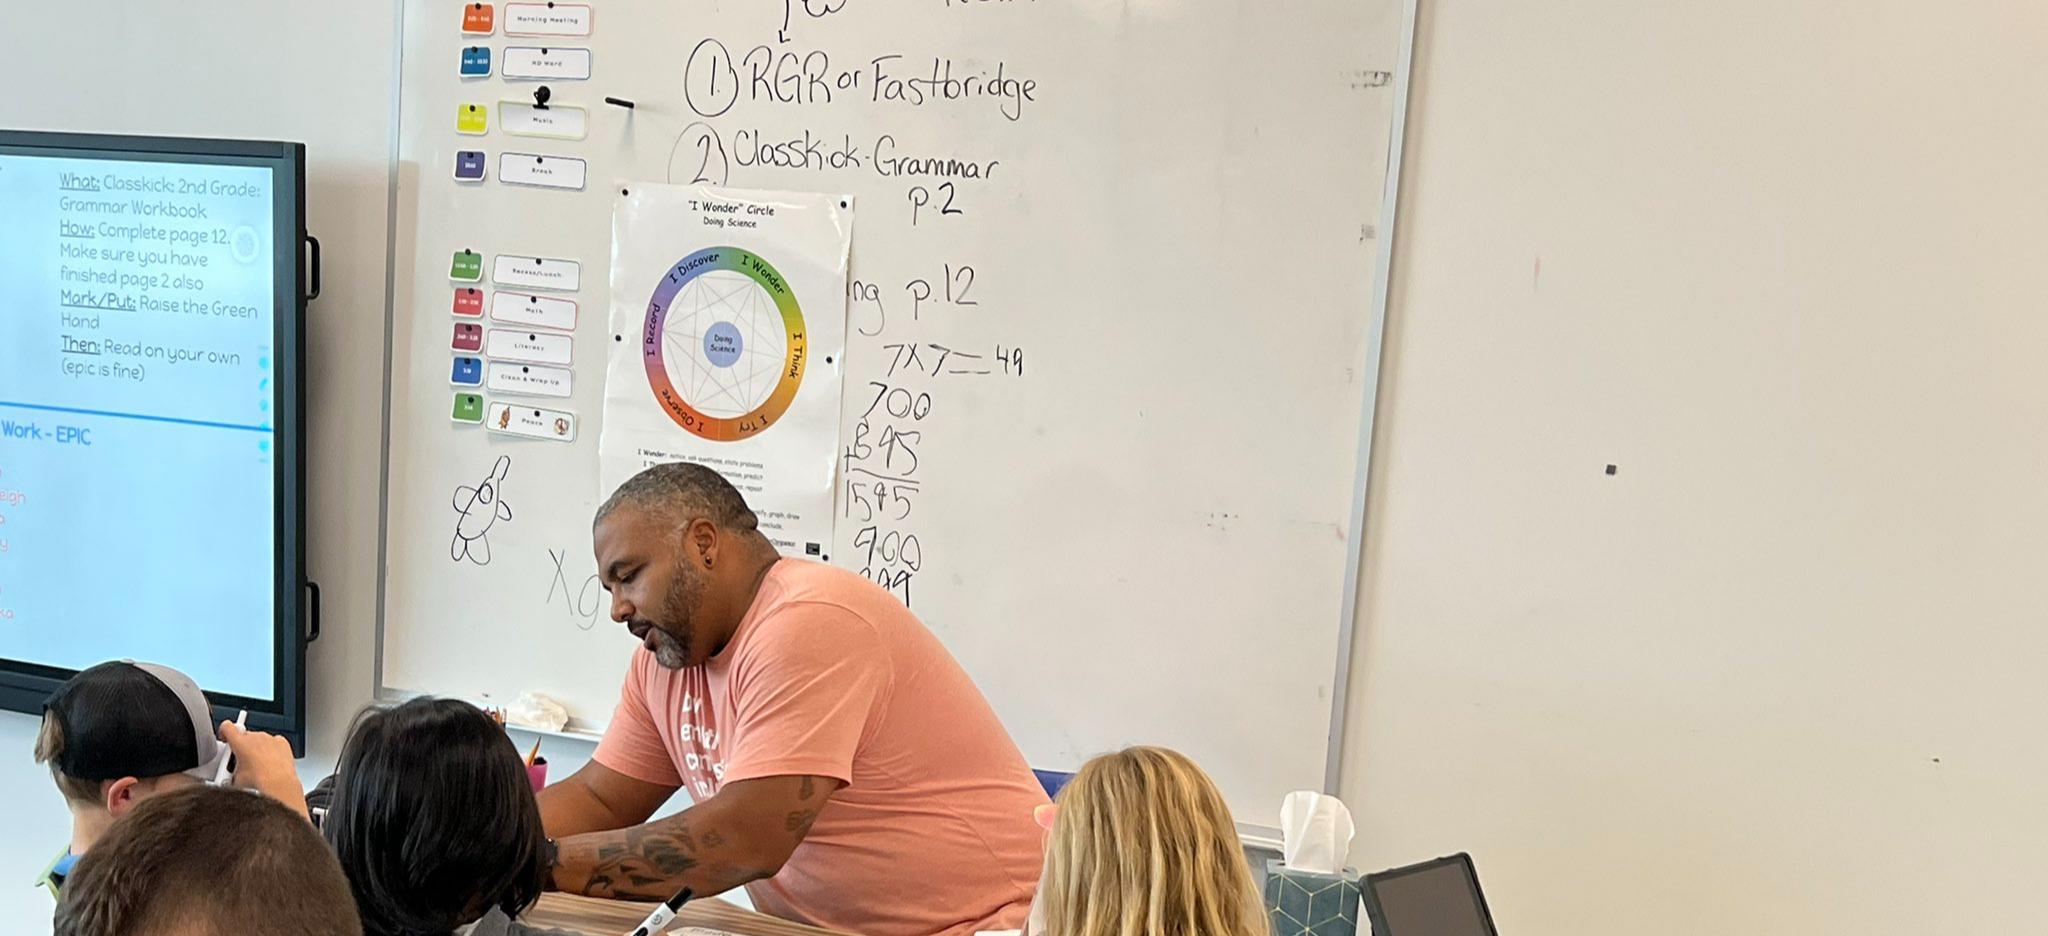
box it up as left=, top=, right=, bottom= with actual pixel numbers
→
left=506, top=692, right=568, bottom=732
left=1280, top=791, right=1355, bottom=873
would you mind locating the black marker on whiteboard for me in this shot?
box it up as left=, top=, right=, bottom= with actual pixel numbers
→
left=604, top=97, right=636, bottom=109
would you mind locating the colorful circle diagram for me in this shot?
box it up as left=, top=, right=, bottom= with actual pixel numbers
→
left=641, top=247, right=806, bottom=441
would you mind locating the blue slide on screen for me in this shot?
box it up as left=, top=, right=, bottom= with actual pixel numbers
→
left=0, top=152, right=278, bottom=700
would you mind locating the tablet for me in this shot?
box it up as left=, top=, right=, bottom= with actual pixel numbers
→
left=1361, top=852, right=1500, bottom=936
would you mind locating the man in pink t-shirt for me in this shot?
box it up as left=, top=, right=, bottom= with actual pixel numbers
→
left=538, top=463, right=1047, bottom=936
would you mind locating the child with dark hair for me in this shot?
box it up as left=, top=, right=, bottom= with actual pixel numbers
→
left=244, top=697, right=579, bottom=936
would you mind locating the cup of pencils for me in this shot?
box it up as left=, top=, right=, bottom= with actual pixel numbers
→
left=525, top=738, right=548, bottom=792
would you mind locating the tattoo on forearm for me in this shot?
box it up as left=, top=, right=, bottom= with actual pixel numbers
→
left=632, top=826, right=700, bottom=874
left=575, top=824, right=703, bottom=899
left=564, top=787, right=820, bottom=900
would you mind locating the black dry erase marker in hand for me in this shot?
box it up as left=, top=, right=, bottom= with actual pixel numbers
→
left=625, top=886, right=693, bottom=936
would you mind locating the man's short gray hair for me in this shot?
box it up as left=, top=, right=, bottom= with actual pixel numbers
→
left=595, top=461, right=759, bottom=532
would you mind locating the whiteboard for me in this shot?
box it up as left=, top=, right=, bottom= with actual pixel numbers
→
left=381, top=0, right=1405, bottom=827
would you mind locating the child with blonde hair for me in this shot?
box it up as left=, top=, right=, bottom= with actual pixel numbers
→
left=1029, top=746, right=1270, bottom=936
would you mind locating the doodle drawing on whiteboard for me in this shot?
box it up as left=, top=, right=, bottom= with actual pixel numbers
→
left=452, top=455, right=514, bottom=564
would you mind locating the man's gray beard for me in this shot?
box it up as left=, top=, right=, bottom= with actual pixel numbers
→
left=648, top=567, right=702, bottom=669
left=651, top=628, right=690, bottom=669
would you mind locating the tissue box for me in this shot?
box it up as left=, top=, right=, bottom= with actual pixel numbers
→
left=1265, top=859, right=1363, bottom=936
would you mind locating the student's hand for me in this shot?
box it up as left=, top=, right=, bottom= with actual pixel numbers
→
left=219, top=720, right=311, bottom=820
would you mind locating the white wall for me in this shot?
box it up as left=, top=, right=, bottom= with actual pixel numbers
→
left=1339, top=1, right=2048, bottom=934
left=0, top=2, right=397, bottom=929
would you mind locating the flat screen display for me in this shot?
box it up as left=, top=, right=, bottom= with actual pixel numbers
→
left=0, top=131, right=307, bottom=742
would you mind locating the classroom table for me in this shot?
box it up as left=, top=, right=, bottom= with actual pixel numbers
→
left=525, top=894, right=859, bottom=936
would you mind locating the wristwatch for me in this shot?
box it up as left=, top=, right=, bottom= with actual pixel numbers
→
left=545, top=837, right=560, bottom=871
